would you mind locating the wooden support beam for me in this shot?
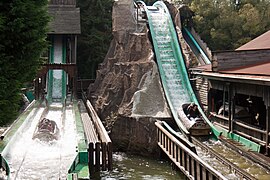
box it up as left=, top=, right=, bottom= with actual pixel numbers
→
left=88, top=143, right=94, bottom=178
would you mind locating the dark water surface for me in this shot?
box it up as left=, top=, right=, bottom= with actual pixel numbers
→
left=101, top=152, right=185, bottom=179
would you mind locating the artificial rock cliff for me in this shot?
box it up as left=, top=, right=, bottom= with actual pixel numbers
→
left=88, top=0, right=171, bottom=156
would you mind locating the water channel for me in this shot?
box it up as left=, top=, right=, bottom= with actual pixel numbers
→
left=2, top=103, right=78, bottom=179
left=197, top=139, right=270, bottom=179
left=101, top=152, right=185, bottom=179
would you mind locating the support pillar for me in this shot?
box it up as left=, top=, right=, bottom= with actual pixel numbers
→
left=228, top=83, right=232, bottom=132
left=230, top=85, right=235, bottom=133
left=265, top=106, right=269, bottom=156
left=263, top=86, right=269, bottom=156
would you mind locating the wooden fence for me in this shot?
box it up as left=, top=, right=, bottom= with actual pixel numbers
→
left=155, top=121, right=226, bottom=180
left=82, top=94, right=112, bottom=177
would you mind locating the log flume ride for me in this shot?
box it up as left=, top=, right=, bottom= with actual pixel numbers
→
left=32, top=117, right=60, bottom=142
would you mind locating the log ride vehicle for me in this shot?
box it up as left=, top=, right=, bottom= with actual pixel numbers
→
left=33, top=118, right=60, bottom=142
left=178, top=103, right=211, bottom=136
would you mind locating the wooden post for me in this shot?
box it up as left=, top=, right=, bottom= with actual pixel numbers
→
left=229, top=83, right=234, bottom=132
left=107, top=142, right=113, bottom=171
left=228, top=84, right=232, bottom=132
left=101, top=142, right=106, bottom=171
left=88, top=143, right=94, bottom=178
left=232, top=88, right=235, bottom=131
left=265, top=106, right=269, bottom=156
left=196, top=163, right=202, bottom=180
left=95, top=142, right=101, bottom=172
left=264, top=87, right=269, bottom=155
left=222, top=84, right=226, bottom=117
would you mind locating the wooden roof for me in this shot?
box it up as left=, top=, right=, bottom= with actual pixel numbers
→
left=236, top=30, right=270, bottom=50
left=219, top=61, right=270, bottom=76
left=48, top=6, right=81, bottom=34
left=192, top=31, right=270, bottom=84
left=49, top=0, right=76, bottom=6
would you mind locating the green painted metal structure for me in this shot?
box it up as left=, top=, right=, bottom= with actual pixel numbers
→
left=142, top=1, right=260, bottom=152
left=143, top=1, right=220, bottom=137
left=182, top=27, right=211, bottom=64
left=67, top=101, right=89, bottom=179
left=48, top=36, right=67, bottom=104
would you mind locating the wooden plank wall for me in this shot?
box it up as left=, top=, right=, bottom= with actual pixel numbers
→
left=212, top=49, right=270, bottom=71
left=49, top=0, right=76, bottom=5
left=193, top=77, right=209, bottom=111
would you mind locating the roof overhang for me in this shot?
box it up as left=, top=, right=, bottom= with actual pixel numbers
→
left=192, top=71, right=270, bottom=86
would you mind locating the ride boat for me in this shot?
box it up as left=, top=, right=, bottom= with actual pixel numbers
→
left=33, top=118, right=60, bottom=141
left=178, top=103, right=211, bottom=136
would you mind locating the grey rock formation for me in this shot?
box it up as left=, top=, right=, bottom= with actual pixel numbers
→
left=88, top=0, right=171, bottom=155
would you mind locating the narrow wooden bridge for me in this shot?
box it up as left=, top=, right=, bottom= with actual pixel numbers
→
left=155, top=121, right=226, bottom=180
left=69, top=93, right=112, bottom=179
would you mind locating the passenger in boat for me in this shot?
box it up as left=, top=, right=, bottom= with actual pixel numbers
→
left=187, top=103, right=201, bottom=121
left=38, top=118, right=54, bottom=132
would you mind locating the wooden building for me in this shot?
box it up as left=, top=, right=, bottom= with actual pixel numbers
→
left=35, top=0, right=81, bottom=102
left=191, top=30, right=270, bottom=155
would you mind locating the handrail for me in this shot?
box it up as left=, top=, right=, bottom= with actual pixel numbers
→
left=82, top=93, right=111, bottom=143
left=162, top=121, right=197, bottom=153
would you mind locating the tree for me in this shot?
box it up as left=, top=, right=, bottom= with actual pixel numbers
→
left=77, top=0, right=113, bottom=79
left=189, top=0, right=270, bottom=50
left=0, top=0, right=49, bottom=125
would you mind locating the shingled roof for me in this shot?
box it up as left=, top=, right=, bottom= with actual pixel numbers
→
left=48, top=6, right=81, bottom=34
left=236, top=30, right=270, bottom=50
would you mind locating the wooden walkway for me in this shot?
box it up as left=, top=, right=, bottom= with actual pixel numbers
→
left=80, top=94, right=112, bottom=178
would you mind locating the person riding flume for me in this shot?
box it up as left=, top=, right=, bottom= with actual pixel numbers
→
left=187, top=103, right=201, bottom=121
left=39, top=118, right=54, bottom=132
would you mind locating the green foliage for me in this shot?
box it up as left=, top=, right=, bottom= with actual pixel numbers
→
left=189, top=0, right=270, bottom=50
left=77, top=0, right=113, bottom=79
left=0, top=0, right=49, bottom=125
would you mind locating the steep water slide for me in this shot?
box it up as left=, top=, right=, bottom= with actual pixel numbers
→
left=0, top=73, right=76, bottom=178
left=1, top=103, right=78, bottom=179
left=182, top=27, right=211, bottom=65
left=182, top=25, right=261, bottom=151
left=139, top=2, right=270, bottom=178
left=140, top=1, right=220, bottom=137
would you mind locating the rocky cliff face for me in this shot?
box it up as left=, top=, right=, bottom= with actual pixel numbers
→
left=88, top=0, right=171, bottom=156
